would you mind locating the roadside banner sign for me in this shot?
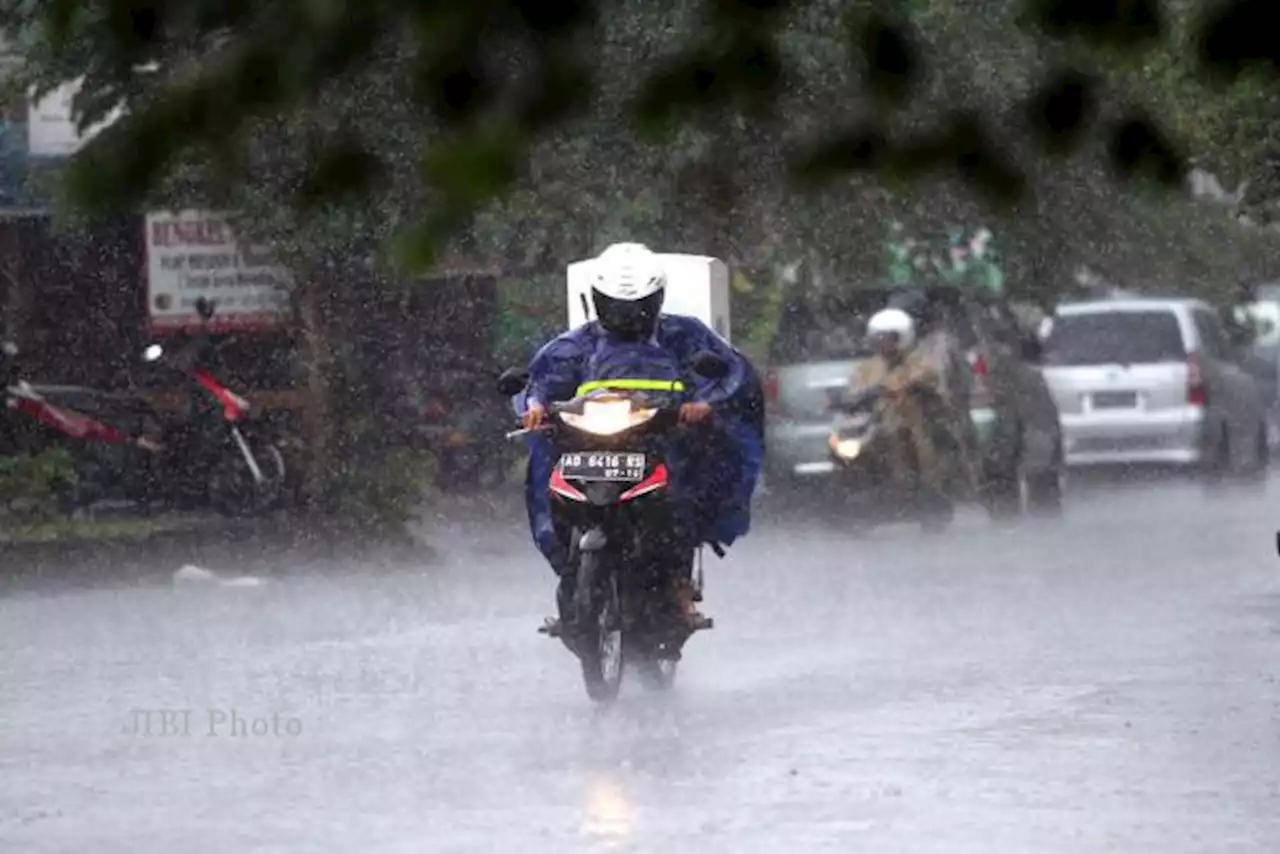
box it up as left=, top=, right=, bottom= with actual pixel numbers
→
left=144, top=210, right=293, bottom=333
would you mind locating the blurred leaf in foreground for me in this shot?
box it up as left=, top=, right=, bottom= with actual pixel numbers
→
left=0, top=0, right=1276, bottom=272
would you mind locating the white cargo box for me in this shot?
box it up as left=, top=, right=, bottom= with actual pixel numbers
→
left=566, top=253, right=731, bottom=343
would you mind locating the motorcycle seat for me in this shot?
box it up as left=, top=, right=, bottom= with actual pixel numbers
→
left=24, top=385, right=161, bottom=433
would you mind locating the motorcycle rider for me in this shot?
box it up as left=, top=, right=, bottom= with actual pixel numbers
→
left=852, top=307, right=950, bottom=504
left=514, top=242, right=764, bottom=634
left=886, top=288, right=978, bottom=481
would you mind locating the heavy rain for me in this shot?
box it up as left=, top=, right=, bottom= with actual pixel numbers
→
left=3, top=1, right=1280, bottom=852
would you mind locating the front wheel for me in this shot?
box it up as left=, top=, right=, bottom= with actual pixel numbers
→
left=574, top=551, right=625, bottom=704
left=209, top=433, right=288, bottom=517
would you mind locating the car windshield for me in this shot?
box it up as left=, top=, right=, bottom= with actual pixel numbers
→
left=1043, top=310, right=1186, bottom=366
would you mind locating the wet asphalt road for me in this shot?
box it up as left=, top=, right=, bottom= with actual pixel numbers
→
left=3, top=476, right=1280, bottom=853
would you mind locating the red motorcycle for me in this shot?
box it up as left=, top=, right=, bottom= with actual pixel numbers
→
left=496, top=351, right=728, bottom=704
left=2, top=299, right=286, bottom=514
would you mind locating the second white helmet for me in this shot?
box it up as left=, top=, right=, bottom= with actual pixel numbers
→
left=867, top=307, right=916, bottom=350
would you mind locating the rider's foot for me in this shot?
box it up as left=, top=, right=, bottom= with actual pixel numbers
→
left=538, top=616, right=563, bottom=636
left=676, top=580, right=708, bottom=629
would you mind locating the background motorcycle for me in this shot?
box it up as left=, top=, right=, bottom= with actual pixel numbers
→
left=2, top=340, right=164, bottom=511
left=3, top=302, right=286, bottom=515
left=827, top=383, right=956, bottom=531
left=138, top=297, right=287, bottom=516
left=497, top=351, right=728, bottom=704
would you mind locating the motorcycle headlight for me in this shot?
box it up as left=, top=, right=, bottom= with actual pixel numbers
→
left=829, top=434, right=863, bottom=459
left=560, top=399, right=657, bottom=436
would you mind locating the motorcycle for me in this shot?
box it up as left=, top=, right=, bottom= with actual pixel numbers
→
left=3, top=342, right=163, bottom=510
left=496, top=351, right=729, bottom=703
left=137, top=297, right=287, bottom=515
left=2, top=298, right=286, bottom=515
left=827, top=383, right=955, bottom=531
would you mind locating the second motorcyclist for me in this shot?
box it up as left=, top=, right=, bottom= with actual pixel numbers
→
left=851, top=307, right=953, bottom=511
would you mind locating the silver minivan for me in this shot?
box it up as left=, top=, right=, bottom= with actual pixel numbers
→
left=1040, top=297, right=1268, bottom=475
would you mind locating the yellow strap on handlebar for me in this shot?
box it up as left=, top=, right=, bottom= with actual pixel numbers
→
left=574, top=378, right=686, bottom=396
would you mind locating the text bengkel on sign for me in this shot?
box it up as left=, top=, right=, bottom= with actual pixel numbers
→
left=149, top=217, right=232, bottom=248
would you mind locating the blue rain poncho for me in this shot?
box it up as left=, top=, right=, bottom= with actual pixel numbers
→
left=511, top=314, right=764, bottom=570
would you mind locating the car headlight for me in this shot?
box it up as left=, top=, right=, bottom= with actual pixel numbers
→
left=560, top=400, right=658, bottom=436
left=828, top=434, right=863, bottom=459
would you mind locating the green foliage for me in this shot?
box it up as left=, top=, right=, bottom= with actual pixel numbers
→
left=4, top=0, right=1280, bottom=270
left=6, top=0, right=1280, bottom=530
left=0, top=448, right=77, bottom=520
left=327, top=436, right=438, bottom=535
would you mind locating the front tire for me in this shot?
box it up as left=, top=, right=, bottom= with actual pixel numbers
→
left=209, top=437, right=287, bottom=517
left=574, top=551, right=624, bottom=704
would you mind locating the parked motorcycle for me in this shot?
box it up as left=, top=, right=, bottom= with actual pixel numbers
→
left=3, top=341, right=162, bottom=509
left=496, top=352, right=728, bottom=703
left=2, top=298, right=286, bottom=515
left=827, top=383, right=955, bottom=531
left=137, top=298, right=287, bottom=515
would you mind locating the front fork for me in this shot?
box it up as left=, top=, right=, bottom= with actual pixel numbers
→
left=228, top=424, right=266, bottom=484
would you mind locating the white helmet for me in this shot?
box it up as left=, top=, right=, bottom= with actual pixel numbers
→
left=589, top=242, right=667, bottom=339
left=867, top=307, right=916, bottom=350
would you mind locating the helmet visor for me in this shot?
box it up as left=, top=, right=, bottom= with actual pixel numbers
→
left=593, top=289, right=664, bottom=340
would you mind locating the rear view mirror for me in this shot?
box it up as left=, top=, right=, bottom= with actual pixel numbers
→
left=496, top=368, right=529, bottom=397
left=690, top=351, right=730, bottom=380
left=195, top=297, right=216, bottom=321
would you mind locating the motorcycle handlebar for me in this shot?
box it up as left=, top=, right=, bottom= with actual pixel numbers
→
left=505, top=399, right=688, bottom=441
left=830, top=378, right=938, bottom=412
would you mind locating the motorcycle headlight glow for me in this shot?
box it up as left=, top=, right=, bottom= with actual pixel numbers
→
left=829, top=434, right=863, bottom=460
left=560, top=399, right=657, bottom=436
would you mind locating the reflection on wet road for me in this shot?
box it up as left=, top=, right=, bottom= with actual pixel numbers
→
left=3, top=477, right=1279, bottom=853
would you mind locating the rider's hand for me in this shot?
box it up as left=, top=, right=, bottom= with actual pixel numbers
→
left=522, top=403, right=546, bottom=430
left=679, top=401, right=713, bottom=424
